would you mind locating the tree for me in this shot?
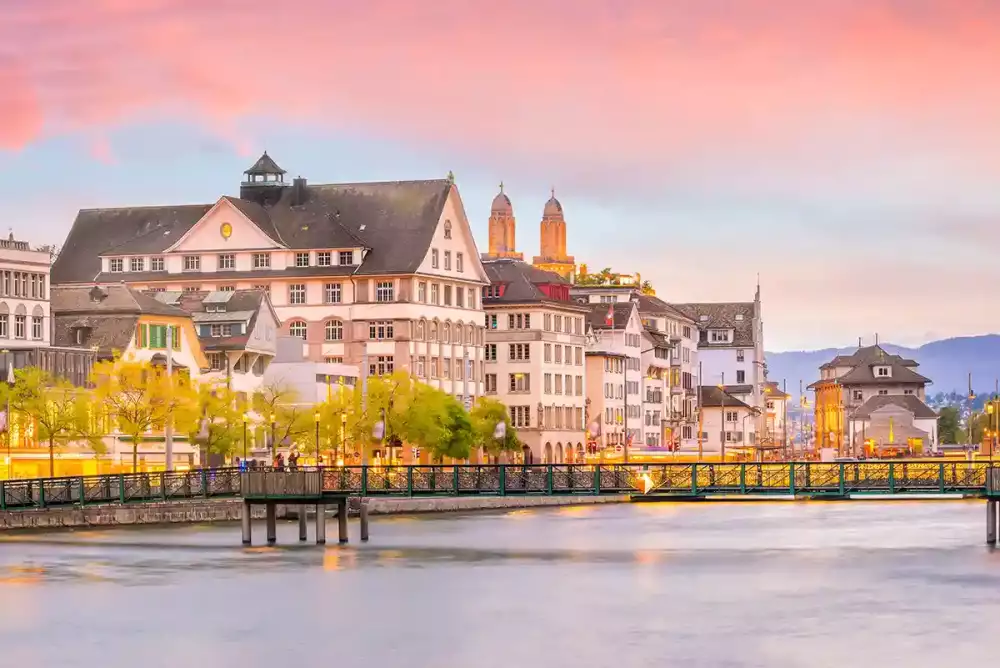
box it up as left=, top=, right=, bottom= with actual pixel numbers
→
left=938, top=406, right=960, bottom=444
left=6, top=368, right=91, bottom=477
left=91, top=356, right=194, bottom=472
left=640, top=280, right=656, bottom=296
left=435, top=397, right=474, bottom=461
left=470, top=397, right=520, bottom=463
left=253, top=383, right=313, bottom=458
left=177, top=381, right=247, bottom=462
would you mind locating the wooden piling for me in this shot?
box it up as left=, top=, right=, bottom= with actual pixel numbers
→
left=298, top=507, right=308, bottom=542
left=338, top=498, right=348, bottom=544
left=360, top=500, right=370, bottom=542
left=989, top=501, right=998, bottom=545
left=316, top=504, right=326, bottom=545
left=266, top=502, right=277, bottom=545
left=241, top=502, right=252, bottom=546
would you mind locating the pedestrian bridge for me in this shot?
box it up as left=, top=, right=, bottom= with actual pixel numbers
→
left=2, top=461, right=999, bottom=510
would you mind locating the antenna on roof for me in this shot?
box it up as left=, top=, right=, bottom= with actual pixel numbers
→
left=858, top=336, right=862, bottom=348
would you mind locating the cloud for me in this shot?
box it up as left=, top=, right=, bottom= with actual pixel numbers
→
left=2, top=0, right=999, bottom=201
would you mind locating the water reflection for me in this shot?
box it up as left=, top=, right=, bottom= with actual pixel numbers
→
left=1, top=502, right=999, bottom=667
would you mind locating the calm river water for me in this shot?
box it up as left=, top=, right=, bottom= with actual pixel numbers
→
left=1, top=501, right=998, bottom=667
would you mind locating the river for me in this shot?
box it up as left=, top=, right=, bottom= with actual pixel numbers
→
left=1, top=500, right=998, bottom=667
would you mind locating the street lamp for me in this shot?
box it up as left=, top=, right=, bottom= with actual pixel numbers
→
left=339, top=412, right=347, bottom=466
left=242, top=414, right=248, bottom=462
left=269, top=413, right=276, bottom=460
left=314, top=410, right=320, bottom=466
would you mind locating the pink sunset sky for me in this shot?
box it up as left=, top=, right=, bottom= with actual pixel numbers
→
left=2, top=0, right=999, bottom=350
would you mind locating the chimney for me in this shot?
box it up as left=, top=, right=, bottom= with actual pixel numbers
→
left=291, top=177, right=307, bottom=206
left=88, top=286, right=107, bottom=303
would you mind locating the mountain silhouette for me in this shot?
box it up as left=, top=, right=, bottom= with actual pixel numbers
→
left=766, top=335, right=1000, bottom=402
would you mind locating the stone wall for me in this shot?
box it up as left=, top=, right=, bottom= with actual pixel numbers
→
left=0, top=494, right=629, bottom=532
left=0, top=499, right=266, bottom=531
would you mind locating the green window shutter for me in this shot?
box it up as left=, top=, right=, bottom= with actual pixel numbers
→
left=172, top=326, right=181, bottom=351
left=139, top=324, right=148, bottom=348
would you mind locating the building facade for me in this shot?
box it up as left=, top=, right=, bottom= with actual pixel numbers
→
left=481, top=259, right=589, bottom=463
left=51, top=154, right=490, bottom=404
left=807, top=344, right=935, bottom=456
left=153, top=289, right=280, bottom=396
left=698, top=386, right=757, bottom=458
left=584, top=302, right=644, bottom=458
left=0, top=234, right=52, bottom=348
left=673, top=287, right=766, bottom=441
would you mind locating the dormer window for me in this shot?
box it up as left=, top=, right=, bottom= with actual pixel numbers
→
left=709, top=329, right=731, bottom=343
left=875, top=365, right=891, bottom=377
left=109, top=258, right=123, bottom=272
left=73, top=326, right=91, bottom=345
left=735, top=314, right=744, bottom=321
left=699, top=315, right=708, bottom=322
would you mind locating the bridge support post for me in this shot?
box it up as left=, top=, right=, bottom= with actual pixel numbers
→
left=298, top=507, right=308, bottom=542
left=316, top=504, right=326, bottom=545
left=988, top=501, right=997, bottom=546
left=338, top=498, right=349, bottom=544
left=360, top=499, right=370, bottom=542
left=241, top=502, right=252, bottom=546
left=266, top=502, right=277, bottom=545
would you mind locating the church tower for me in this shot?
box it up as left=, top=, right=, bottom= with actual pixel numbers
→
left=482, top=183, right=523, bottom=260
left=532, top=188, right=576, bottom=280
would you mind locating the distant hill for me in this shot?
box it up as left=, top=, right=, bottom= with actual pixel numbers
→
left=766, top=335, right=1000, bottom=402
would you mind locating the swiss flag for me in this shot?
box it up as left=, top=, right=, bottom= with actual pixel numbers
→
left=605, top=305, right=614, bottom=326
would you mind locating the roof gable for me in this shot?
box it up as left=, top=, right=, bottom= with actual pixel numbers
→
left=164, top=197, right=285, bottom=253
left=413, top=186, right=489, bottom=282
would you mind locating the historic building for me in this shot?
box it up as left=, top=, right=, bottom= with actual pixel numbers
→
left=481, top=258, right=589, bottom=463
left=50, top=284, right=208, bottom=374
left=531, top=190, right=576, bottom=280
left=697, top=386, right=757, bottom=458
left=673, top=287, right=767, bottom=443
left=0, top=234, right=52, bottom=348
left=51, top=153, right=490, bottom=404
left=807, top=344, right=935, bottom=456
left=482, top=184, right=523, bottom=260
left=584, top=301, right=644, bottom=458
left=151, top=289, right=279, bottom=396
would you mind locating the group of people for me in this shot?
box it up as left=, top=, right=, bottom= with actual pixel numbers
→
left=232, top=450, right=302, bottom=472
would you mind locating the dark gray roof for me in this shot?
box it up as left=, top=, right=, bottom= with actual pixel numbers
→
left=853, top=394, right=937, bottom=420
left=51, top=284, right=190, bottom=317
left=808, top=344, right=931, bottom=389
left=50, top=284, right=190, bottom=356
left=52, top=179, right=455, bottom=284
left=482, top=259, right=585, bottom=310
left=168, top=289, right=275, bottom=351
left=642, top=327, right=672, bottom=349
left=53, top=204, right=212, bottom=283
left=671, top=302, right=756, bottom=346
left=699, top=386, right=752, bottom=409
left=586, top=302, right=635, bottom=330
left=244, top=152, right=285, bottom=175
left=631, top=293, right=696, bottom=323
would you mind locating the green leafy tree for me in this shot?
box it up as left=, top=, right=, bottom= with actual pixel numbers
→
left=253, top=382, right=313, bottom=458
left=91, top=355, right=195, bottom=472
left=433, top=397, right=474, bottom=462
left=177, top=381, right=247, bottom=462
left=4, top=368, right=90, bottom=477
left=470, top=397, right=520, bottom=463
left=937, top=406, right=960, bottom=444
left=639, top=280, right=656, bottom=295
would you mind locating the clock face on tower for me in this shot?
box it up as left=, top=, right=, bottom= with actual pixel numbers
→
left=220, top=222, right=233, bottom=239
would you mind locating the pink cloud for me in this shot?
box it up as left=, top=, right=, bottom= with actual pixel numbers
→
left=2, top=0, right=999, bottom=184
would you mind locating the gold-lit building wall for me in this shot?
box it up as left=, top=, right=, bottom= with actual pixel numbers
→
left=813, top=383, right=845, bottom=453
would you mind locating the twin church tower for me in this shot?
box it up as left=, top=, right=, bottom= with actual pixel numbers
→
left=481, top=183, right=577, bottom=280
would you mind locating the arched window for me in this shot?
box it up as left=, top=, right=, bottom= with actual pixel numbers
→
left=324, top=320, right=343, bottom=341
left=414, top=319, right=425, bottom=341
left=429, top=320, right=438, bottom=342
left=289, top=320, right=307, bottom=340
left=444, top=220, right=452, bottom=239
left=442, top=322, right=451, bottom=344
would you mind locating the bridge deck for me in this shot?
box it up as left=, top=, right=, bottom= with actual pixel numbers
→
left=0, top=462, right=997, bottom=511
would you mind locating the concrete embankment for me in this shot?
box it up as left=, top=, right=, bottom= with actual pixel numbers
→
left=0, top=495, right=629, bottom=531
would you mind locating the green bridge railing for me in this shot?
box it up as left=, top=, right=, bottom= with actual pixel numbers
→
left=1, top=462, right=997, bottom=511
